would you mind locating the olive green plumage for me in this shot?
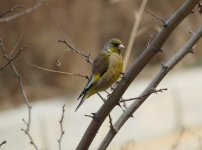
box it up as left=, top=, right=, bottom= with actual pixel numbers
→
left=75, top=38, right=125, bottom=111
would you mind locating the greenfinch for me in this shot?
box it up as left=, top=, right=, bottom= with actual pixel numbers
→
left=75, top=38, right=125, bottom=111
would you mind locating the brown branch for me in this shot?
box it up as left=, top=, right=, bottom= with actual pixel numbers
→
left=0, top=46, right=26, bottom=71
left=58, top=40, right=93, bottom=64
left=145, top=9, right=167, bottom=26
left=0, top=140, right=6, bottom=148
left=123, top=0, right=148, bottom=70
left=0, top=0, right=46, bottom=23
left=28, top=63, right=89, bottom=80
left=58, top=105, right=66, bottom=150
left=198, top=1, right=202, bottom=14
left=171, top=127, right=185, bottom=150
left=76, top=1, right=200, bottom=149
left=120, top=88, right=167, bottom=102
left=0, top=40, right=39, bottom=150
left=0, top=5, right=24, bottom=18
left=99, top=26, right=202, bottom=150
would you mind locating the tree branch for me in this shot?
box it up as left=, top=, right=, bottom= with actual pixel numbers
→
left=0, top=0, right=46, bottom=23
left=76, top=1, right=200, bottom=149
left=0, top=140, right=6, bottom=148
left=0, top=46, right=26, bottom=71
left=58, top=40, right=93, bottom=64
left=98, top=26, right=202, bottom=149
left=145, top=9, right=167, bottom=25
left=0, top=5, right=24, bottom=18
left=123, top=0, right=148, bottom=70
left=28, top=63, right=89, bottom=80
left=0, top=40, right=39, bottom=150
left=58, top=105, right=66, bottom=150
left=120, top=88, right=167, bottom=102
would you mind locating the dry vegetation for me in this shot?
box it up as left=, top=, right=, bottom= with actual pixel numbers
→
left=0, top=0, right=201, bottom=108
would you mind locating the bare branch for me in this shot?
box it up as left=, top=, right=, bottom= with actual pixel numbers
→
left=28, top=63, right=89, bottom=80
left=0, top=41, right=39, bottom=150
left=0, top=0, right=46, bottom=23
left=0, top=46, right=26, bottom=71
left=145, top=9, right=167, bottom=25
left=58, top=40, right=93, bottom=64
left=124, top=0, right=148, bottom=70
left=76, top=1, right=200, bottom=149
left=171, top=127, right=185, bottom=150
left=99, top=26, right=202, bottom=149
left=0, top=5, right=24, bottom=18
left=58, top=105, right=66, bottom=150
left=120, top=88, right=167, bottom=102
left=0, top=140, right=6, bottom=148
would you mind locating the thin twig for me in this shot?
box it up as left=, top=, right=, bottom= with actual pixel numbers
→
left=123, top=0, right=148, bottom=70
left=0, top=0, right=46, bottom=22
left=0, top=46, right=26, bottom=71
left=145, top=9, right=167, bottom=25
left=58, top=105, right=66, bottom=150
left=0, top=5, right=24, bottom=18
left=0, top=140, right=6, bottom=148
left=171, top=127, right=185, bottom=150
left=120, top=88, right=167, bottom=102
left=58, top=40, right=93, bottom=64
left=97, top=93, right=117, bottom=133
left=0, top=40, right=39, bottom=150
left=28, top=63, right=89, bottom=79
left=108, top=114, right=118, bottom=133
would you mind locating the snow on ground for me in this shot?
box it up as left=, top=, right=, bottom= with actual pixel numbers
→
left=0, top=67, right=202, bottom=150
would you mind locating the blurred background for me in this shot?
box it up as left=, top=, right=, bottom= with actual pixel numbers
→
left=0, top=0, right=202, bottom=149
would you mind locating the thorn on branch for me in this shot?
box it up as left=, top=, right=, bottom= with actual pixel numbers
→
left=161, top=64, right=168, bottom=70
left=0, top=140, right=7, bottom=148
left=152, top=47, right=163, bottom=53
left=108, top=114, right=118, bottom=133
left=85, top=113, right=99, bottom=122
left=189, top=44, right=196, bottom=54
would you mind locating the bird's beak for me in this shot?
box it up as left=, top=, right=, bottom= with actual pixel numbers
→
left=118, top=44, right=125, bottom=50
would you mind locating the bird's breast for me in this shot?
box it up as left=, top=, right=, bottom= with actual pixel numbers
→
left=109, top=54, right=123, bottom=73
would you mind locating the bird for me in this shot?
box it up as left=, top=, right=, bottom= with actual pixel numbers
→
left=75, top=38, right=125, bottom=111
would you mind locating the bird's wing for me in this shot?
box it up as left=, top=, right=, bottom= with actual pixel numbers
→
left=77, top=52, right=109, bottom=100
left=92, top=51, right=110, bottom=76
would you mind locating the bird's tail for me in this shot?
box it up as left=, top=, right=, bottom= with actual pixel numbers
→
left=74, top=94, right=88, bottom=112
left=75, top=76, right=97, bottom=112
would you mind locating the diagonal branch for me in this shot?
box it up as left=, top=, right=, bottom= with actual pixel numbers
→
left=28, top=63, right=89, bottom=79
left=76, top=1, right=200, bottom=149
left=99, top=26, right=202, bottom=149
left=0, top=0, right=46, bottom=23
left=58, top=40, right=93, bottom=64
left=0, top=5, right=24, bottom=18
left=0, top=140, right=6, bottom=148
left=0, top=47, right=26, bottom=71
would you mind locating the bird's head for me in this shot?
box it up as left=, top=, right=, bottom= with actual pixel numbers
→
left=104, top=38, right=125, bottom=55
